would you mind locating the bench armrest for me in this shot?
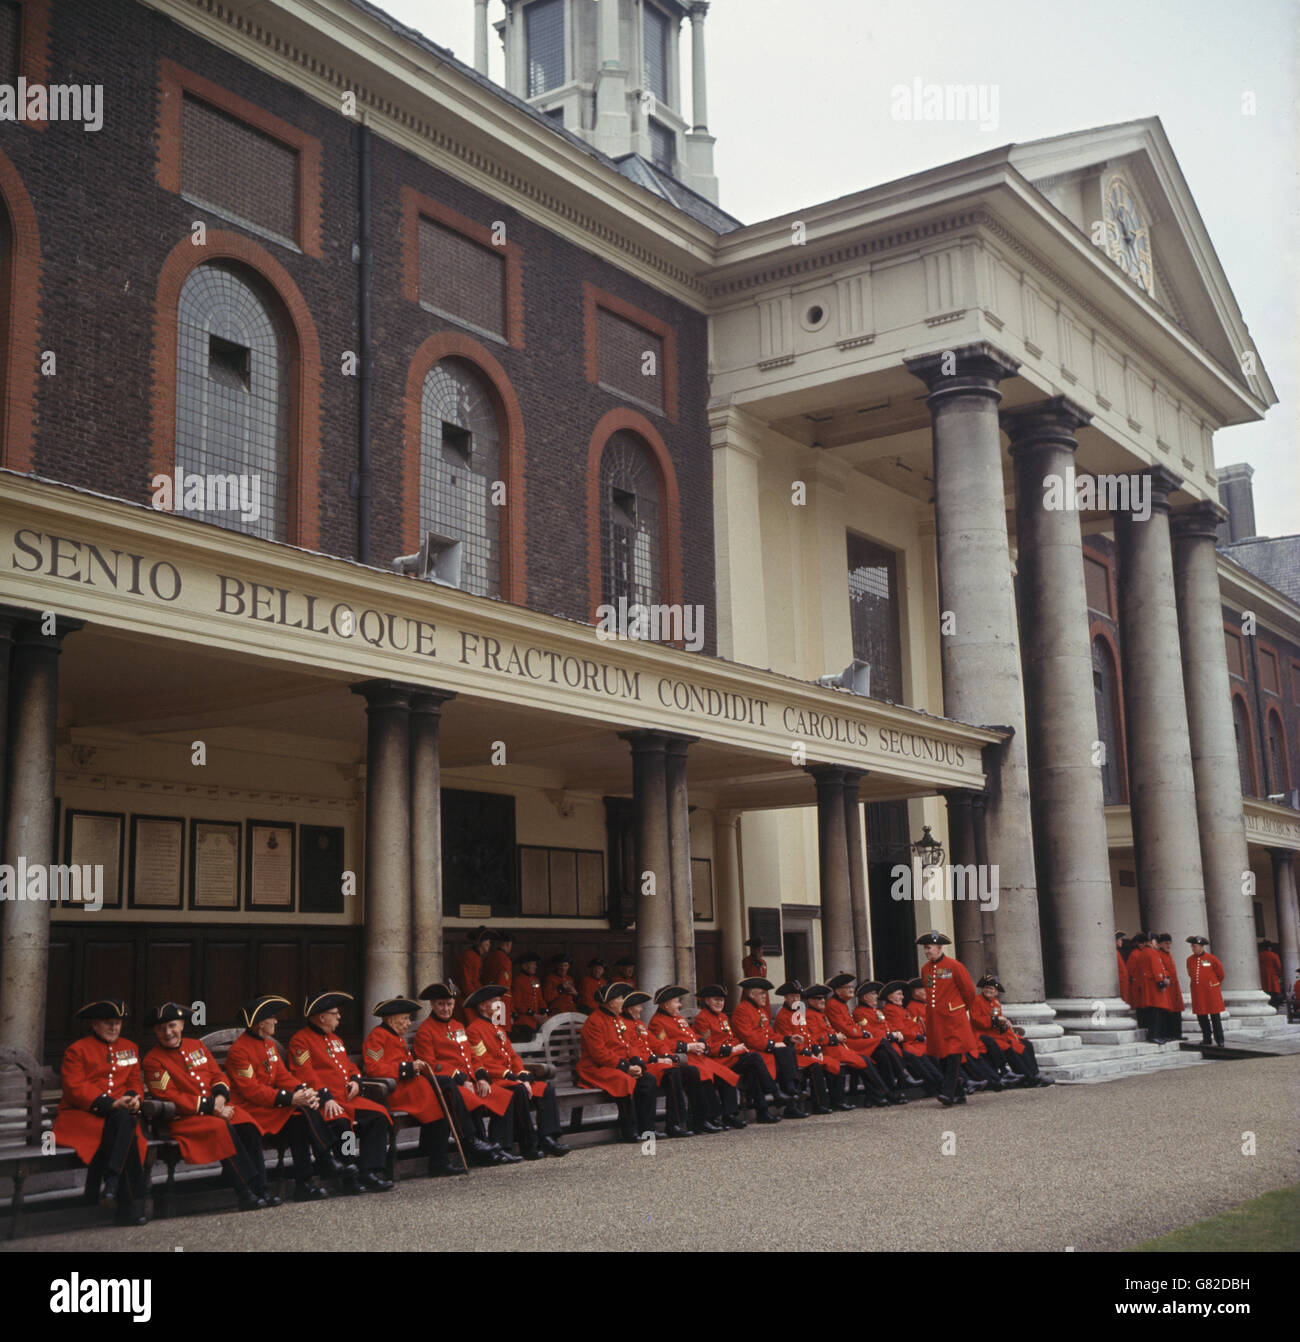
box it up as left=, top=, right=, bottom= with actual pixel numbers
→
left=523, top=1061, right=555, bottom=1080
left=360, top=1079, right=394, bottom=1100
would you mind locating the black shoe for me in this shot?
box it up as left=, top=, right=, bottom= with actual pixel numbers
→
left=113, top=1201, right=149, bottom=1227
left=663, top=1124, right=693, bottom=1138
left=903, top=1073, right=926, bottom=1087
left=954, top=1090, right=967, bottom=1105
left=831, top=1101, right=854, bottom=1112
left=294, top=1183, right=330, bottom=1202
left=723, top=1115, right=747, bottom=1129
left=695, top=1119, right=726, bottom=1134
left=521, top=1146, right=544, bottom=1160
left=886, top=1092, right=908, bottom=1105
left=490, top=1150, right=523, bottom=1164
left=468, top=1137, right=499, bottom=1158
left=360, top=1171, right=394, bottom=1192
left=316, top=1153, right=346, bottom=1178
left=237, top=1192, right=268, bottom=1212
left=540, top=1136, right=571, bottom=1157
left=261, top=1192, right=283, bottom=1208
left=756, top=1108, right=782, bottom=1124
left=340, top=1171, right=365, bottom=1196
left=783, top=1103, right=809, bottom=1119
left=937, top=1094, right=955, bottom=1107
left=427, top=1160, right=468, bottom=1177
left=810, top=1103, right=834, bottom=1115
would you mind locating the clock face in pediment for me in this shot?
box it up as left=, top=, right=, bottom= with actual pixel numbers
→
left=1103, top=175, right=1154, bottom=296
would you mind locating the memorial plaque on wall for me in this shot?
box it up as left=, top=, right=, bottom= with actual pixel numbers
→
left=190, top=820, right=240, bottom=910
left=65, top=810, right=124, bottom=909
left=300, top=825, right=345, bottom=914
left=747, top=907, right=782, bottom=953
left=130, top=815, right=184, bottom=909
left=441, top=789, right=516, bottom=916
left=247, top=821, right=295, bottom=910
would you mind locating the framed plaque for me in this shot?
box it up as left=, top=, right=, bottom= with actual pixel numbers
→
left=247, top=821, right=295, bottom=910
left=189, top=820, right=241, bottom=910
left=129, top=815, right=184, bottom=909
left=63, top=810, right=124, bottom=910
left=299, top=824, right=345, bottom=915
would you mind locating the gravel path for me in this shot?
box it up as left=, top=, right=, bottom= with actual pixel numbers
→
left=6, top=1056, right=1297, bottom=1253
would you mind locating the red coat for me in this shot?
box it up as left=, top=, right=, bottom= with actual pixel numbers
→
left=741, top=955, right=768, bottom=978
left=511, top=972, right=548, bottom=1031
left=1187, top=954, right=1226, bottom=1015
left=542, top=972, right=578, bottom=1014
left=287, top=1026, right=392, bottom=1125
left=142, top=1038, right=239, bottom=1164
left=225, top=1032, right=304, bottom=1135
left=455, top=948, right=483, bottom=999
left=577, top=974, right=605, bottom=1013
left=804, top=1005, right=867, bottom=1071
left=362, top=1024, right=444, bottom=1122
left=969, top=995, right=1026, bottom=1055
left=466, top=1017, right=547, bottom=1097
left=920, top=955, right=979, bottom=1058
left=1155, top=949, right=1184, bottom=1011
left=1260, top=950, right=1282, bottom=994
left=577, top=1007, right=640, bottom=1096
left=649, top=1010, right=739, bottom=1085
left=692, top=1006, right=754, bottom=1071
left=1138, top=948, right=1178, bottom=1011
left=827, top=996, right=882, bottom=1058
left=774, top=1005, right=827, bottom=1071
left=53, top=1034, right=148, bottom=1166
left=481, top=950, right=515, bottom=1019
left=411, top=1016, right=515, bottom=1115
left=883, top=1002, right=926, bottom=1056
left=850, top=1002, right=893, bottom=1057
left=1117, top=950, right=1130, bottom=1005
left=731, top=998, right=787, bottom=1080
left=1126, top=946, right=1155, bottom=1008
left=625, top=1017, right=677, bottom=1081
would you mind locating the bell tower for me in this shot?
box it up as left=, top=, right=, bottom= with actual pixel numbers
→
left=485, top=0, right=719, bottom=203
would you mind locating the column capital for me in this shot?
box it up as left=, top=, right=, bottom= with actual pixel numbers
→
left=1170, top=498, right=1228, bottom=542
left=409, top=688, right=457, bottom=716
left=664, top=735, right=700, bottom=759
left=806, top=764, right=848, bottom=788
left=351, top=679, right=416, bottom=711
left=12, top=615, right=84, bottom=649
left=618, top=729, right=669, bottom=754
left=1269, top=848, right=1296, bottom=867
left=689, top=1, right=710, bottom=19
left=1127, top=464, right=1184, bottom=516
left=1002, top=395, right=1092, bottom=452
left=904, top=342, right=1020, bottom=402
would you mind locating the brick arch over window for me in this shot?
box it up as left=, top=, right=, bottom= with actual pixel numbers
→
left=1231, top=690, right=1259, bottom=798
left=0, top=148, right=42, bottom=471
left=151, top=231, right=322, bottom=549
left=1266, top=706, right=1290, bottom=793
left=402, top=331, right=526, bottom=605
left=586, top=408, right=683, bottom=625
left=1089, top=623, right=1128, bottom=805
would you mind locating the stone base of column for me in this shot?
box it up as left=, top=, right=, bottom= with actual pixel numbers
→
left=1046, top=997, right=1139, bottom=1042
left=1000, top=1000, right=1063, bottom=1040
left=1220, top=989, right=1278, bottom=1019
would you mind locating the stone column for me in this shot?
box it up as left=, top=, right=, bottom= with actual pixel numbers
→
left=1005, top=398, right=1131, bottom=1036
left=593, top=0, right=631, bottom=156
left=689, top=2, right=709, bottom=130
left=715, top=811, right=744, bottom=988
left=809, top=766, right=854, bottom=979
left=1271, top=851, right=1298, bottom=1000
left=1114, top=468, right=1210, bottom=942
left=665, top=737, right=699, bottom=991
left=352, top=682, right=413, bottom=1010
left=970, top=788, right=998, bottom=974
left=905, top=344, right=1054, bottom=1033
left=473, top=0, right=490, bottom=74
left=620, top=732, right=674, bottom=997
left=0, top=612, right=18, bottom=851
left=1171, top=502, right=1274, bottom=1016
left=842, top=772, right=871, bottom=981
left=943, top=790, right=984, bottom=979
left=1, top=617, right=80, bottom=1062
left=410, top=688, right=456, bottom=993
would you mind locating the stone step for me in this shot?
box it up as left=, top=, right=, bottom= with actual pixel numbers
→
left=1039, top=1041, right=1163, bottom=1066
left=1028, top=1035, right=1081, bottom=1054
left=1049, top=1051, right=1211, bottom=1083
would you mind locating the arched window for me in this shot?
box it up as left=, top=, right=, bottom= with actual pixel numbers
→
left=0, top=196, right=11, bottom=455
left=1232, top=695, right=1257, bottom=796
left=1092, top=637, right=1123, bottom=804
left=1267, top=711, right=1289, bottom=794
left=419, top=358, right=501, bottom=598
left=175, top=263, right=289, bottom=541
left=599, top=430, right=661, bottom=609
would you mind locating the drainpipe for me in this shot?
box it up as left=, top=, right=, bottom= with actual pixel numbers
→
left=355, top=122, right=374, bottom=564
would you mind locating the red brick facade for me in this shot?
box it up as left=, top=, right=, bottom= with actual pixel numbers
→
left=0, top=145, right=41, bottom=471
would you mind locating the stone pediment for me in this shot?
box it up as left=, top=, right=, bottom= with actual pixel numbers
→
left=1008, top=117, right=1274, bottom=408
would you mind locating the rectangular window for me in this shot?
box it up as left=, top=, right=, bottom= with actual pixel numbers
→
left=847, top=533, right=903, bottom=704
left=526, top=0, right=565, bottom=97
left=1084, top=554, right=1111, bottom=616
left=518, top=846, right=605, bottom=918
left=1225, top=629, right=1245, bottom=679
left=643, top=3, right=669, bottom=103
left=418, top=216, right=507, bottom=339
left=649, top=119, right=675, bottom=171
left=1260, top=647, right=1280, bottom=695
left=0, top=3, right=20, bottom=84
left=181, top=94, right=298, bottom=243
left=597, top=307, right=664, bottom=411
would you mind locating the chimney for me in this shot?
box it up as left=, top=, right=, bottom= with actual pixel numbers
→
left=1216, top=462, right=1257, bottom=545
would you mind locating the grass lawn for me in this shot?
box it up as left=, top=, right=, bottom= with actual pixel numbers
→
left=1129, top=1184, right=1299, bottom=1252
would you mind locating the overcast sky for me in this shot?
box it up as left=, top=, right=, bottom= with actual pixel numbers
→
left=379, top=0, right=1297, bottom=538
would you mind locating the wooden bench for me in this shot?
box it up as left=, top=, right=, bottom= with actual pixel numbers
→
left=515, top=1013, right=622, bottom=1133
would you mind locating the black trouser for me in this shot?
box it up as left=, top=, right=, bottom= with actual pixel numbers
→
left=1159, top=1008, right=1183, bottom=1040
left=902, top=1052, right=944, bottom=1092
left=615, top=1073, right=659, bottom=1138
left=800, top=1058, right=831, bottom=1108
left=325, top=1109, right=389, bottom=1174
left=658, top=1064, right=708, bottom=1128
left=729, top=1052, right=779, bottom=1111
left=1197, top=1013, right=1225, bottom=1046
left=846, top=1056, right=890, bottom=1102
left=708, top=1078, right=741, bottom=1118
left=939, top=1054, right=963, bottom=1102
left=982, top=1035, right=1040, bottom=1081
left=502, top=1080, right=562, bottom=1149
left=870, top=1043, right=910, bottom=1089
left=431, top=1076, right=493, bottom=1151
left=282, top=1107, right=339, bottom=1183
left=769, top=1044, right=801, bottom=1096
left=85, top=1110, right=147, bottom=1205
left=221, top=1119, right=268, bottom=1196
left=1135, top=1006, right=1158, bottom=1040
left=962, top=1053, right=1001, bottom=1086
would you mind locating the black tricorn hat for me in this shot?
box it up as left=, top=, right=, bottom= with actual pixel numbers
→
left=975, top=974, right=1004, bottom=992
left=599, top=981, right=635, bottom=1003
left=1115, top=930, right=1126, bottom=938
left=1257, top=939, right=1269, bottom=948
left=304, top=990, right=353, bottom=1017
left=856, top=980, right=883, bottom=997
left=588, top=956, right=607, bottom=968
left=372, top=997, right=422, bottom=1017
left=468, top=926, right=492, bottom=942
left=514, top=950, right=542, bottom=966
left=774, top=980, right=803, bottom=997
left=1187, top=935, right=1209, bottom=945
left=464, top=985, right=507, bottom=1010
left=880, top=980, right=909, bottom=1000
left=493, top=929, right=516, bottom=942
left=826, top=972, right=855, bottom=990
left=548, top=952, right=572, bottom=965
left=623, top=991, right=652, bottom=1009
left=744, top=937, right=764, bottom=948
left=241, top=994, right=291, bottom=1028
left=738, top=976, right=773, bottom=991
left=906, top=977, right=923, bottom=991
left=418, top=983, right=456, bottom=1002
left=145, top=1002, right=192, bottom=1028
left=654, top=985, right=688, bottom=1005
left=613, top=955, right=636, bottom=967
left=696, top=984, right=727, bottom=1000
left=1132, top=932, right=1150, bottom=944
left=77, top=998, right=128, bottom=1021
left=915, top=930, right=951, bottom=946
left=1156, top=932, right=1173, bottom=943
left=804, top=984, right=831, bottom=1000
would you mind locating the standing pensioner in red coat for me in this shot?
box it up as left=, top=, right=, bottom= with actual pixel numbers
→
left=53, top=999, right=149, bottom=1225
left=578, top=981, right=659, bottom=1141
left=224, top=994, right=340, bottom=1202
left=456, top=928, right=492, bottom=1016
left=1154, top=934, right=1185, bottom=1041
left=1258, top=940, right=1283, bottom=1002
left=1125, top=933, right=1157, bottom=1040
left=510, top=951, right=549, bottom=1039
left=542, top=954, right=579, bottom=1015
left=917, top=931, right=979, bottom=1107
left=1186, top=936, right=1226, bottom=1048
left=142, top=1002, right=272, bottom=1210
left=741, top=938, right=768, bottom=979
left=481, top=931, right=516, bottom=1025
left=577, top=957, right=607, bottom=1014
